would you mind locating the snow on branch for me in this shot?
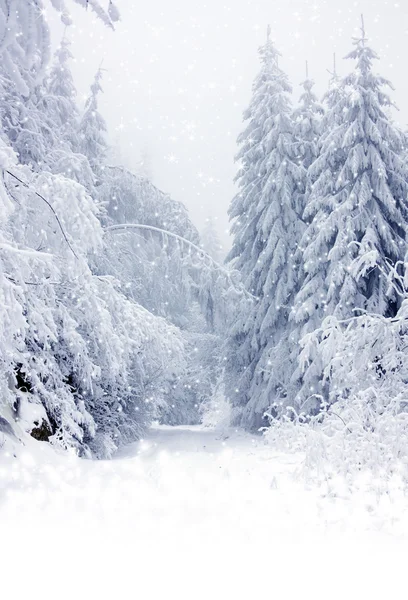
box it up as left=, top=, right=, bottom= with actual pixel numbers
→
left=104, top=223, right=256, bottom=300
left=5, top=170, right=79, bottom=259
left=65, top=0, right=120, bottom=29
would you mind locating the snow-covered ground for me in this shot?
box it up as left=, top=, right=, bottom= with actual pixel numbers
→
left=1, top=425, right=407, bottom=599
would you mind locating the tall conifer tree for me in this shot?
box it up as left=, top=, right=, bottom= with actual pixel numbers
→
left=294, top=17, right=408, bottom=411
left=225, top=28, right=304, bottom=428
left=293, top=62, right=324, bottom=172
left=78, top=67, right=108, bottom=179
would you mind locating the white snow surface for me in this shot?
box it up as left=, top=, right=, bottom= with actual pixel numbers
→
left=1, top=424, right=407, bottom=599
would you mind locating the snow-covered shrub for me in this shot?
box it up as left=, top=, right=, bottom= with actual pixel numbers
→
left=265, top=398, right=408, bottom=491
left=266, top=297, right=408, bottom=486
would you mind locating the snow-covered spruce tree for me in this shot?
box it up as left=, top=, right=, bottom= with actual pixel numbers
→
left=324, top=53, right=344, bottom=115
left=293, top=63, right=324, bottom=174
left=0, top=1, right=118, bottom=97
left=225, top=28, right=305, bottom=429
left=293, top=18, right=408, bottom=413
left=199, top=217, right=225, bottom=332
left=279, top=61, right=333, bottom=412
left=40, top=36, right=78, bottom=143
left=0, top=6, right=98, bottom=188
left=78, top=67, right=108, bottom=181
left=201, top=217, right=224, bottom=263
left=39, top=34, right=96, bottom=188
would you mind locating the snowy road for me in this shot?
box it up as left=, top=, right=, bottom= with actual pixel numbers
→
left=1, top=425, right=407, bottom=599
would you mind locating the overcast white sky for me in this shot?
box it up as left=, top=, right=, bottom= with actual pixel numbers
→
left=49, top=0, right=408, bottom=244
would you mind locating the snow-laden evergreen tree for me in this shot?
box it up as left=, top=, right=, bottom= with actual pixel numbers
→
left=136, top=145, right=153, bottom=181
left=293, top=17, right=408, bottom=413
left=293, top=62, right=324, bottom=173
left=201, top=217, right=224, bottom=263
left=0, top=0, right=119, bottom=98
left=324, top=53, right=344, bottom=113
left=0, top=14, right=93, bottom=188
left=225, top=28, right=305, bottom=429
left=275, top=64, right=325, bottom=412
left=0, top=137, right=187, bottom=457
left=198, top=217, right=225, bottom=332
left=39, top=34, right=96, bottom=188
left=0, top=0, right=114, bottom=173
left=78, top=67, right=108, bottom=180
left=40, top=35, right=79, bottom=149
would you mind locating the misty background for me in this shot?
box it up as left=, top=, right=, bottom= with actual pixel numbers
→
left=48, top=0, right=408, bottom=246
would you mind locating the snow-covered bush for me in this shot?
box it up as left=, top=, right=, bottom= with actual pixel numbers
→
left=265, top=397, right=408, bottom=491
left=266, top=292, right=408, bottom=486
left=76, top=277, right=186, bottom=457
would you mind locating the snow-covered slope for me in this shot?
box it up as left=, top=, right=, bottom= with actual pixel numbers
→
left=0, top=426, right=407, bottom=599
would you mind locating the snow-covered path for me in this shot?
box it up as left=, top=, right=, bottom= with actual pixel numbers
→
left=1, top=425, right=407, bottom=599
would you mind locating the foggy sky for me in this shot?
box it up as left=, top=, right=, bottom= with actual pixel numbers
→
left=49, top=0, right=408, bottom=245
